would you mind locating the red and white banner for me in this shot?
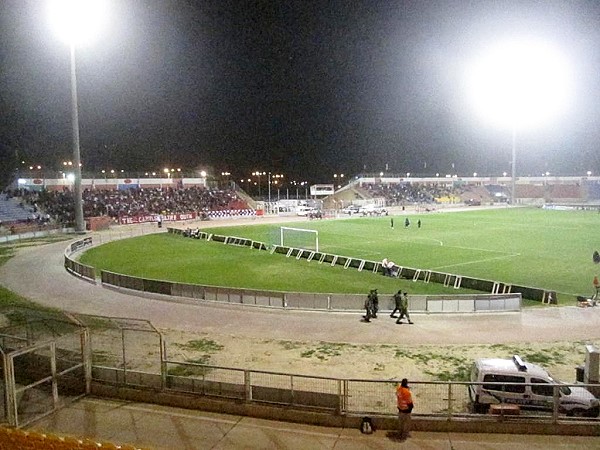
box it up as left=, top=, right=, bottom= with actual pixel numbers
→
left=119, top=212, right=197, bottom=225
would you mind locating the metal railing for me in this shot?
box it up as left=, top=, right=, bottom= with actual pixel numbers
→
left=0, top=226, right=67, bottom=244
left=77, top=321, right=600, bottom=424
left=92, top=352, right=600, bottom=423
left=2, top=311, right=598, bottom=429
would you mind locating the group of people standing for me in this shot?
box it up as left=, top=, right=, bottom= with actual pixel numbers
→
left=362, top=289, right=379, bottom=322
left=391, top=290, right=413, bottom=324
left=362, top=289, right=413, bottom=325
left=390, top=217, right=421, bottom=229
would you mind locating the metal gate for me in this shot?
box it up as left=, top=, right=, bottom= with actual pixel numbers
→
left=2, top=328, right=91, bottom=427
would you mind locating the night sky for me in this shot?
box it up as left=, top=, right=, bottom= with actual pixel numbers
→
left=2, top=1, right=600, bottom=185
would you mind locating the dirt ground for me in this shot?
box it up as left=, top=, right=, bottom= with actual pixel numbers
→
left=155, top=328, right=594, bottom=383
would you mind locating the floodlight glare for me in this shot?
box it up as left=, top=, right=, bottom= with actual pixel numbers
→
left=47, top=0, right=109, bottom=47
left=466, top=38, right=572, bottom=206
left=466, top=39, right=571, bottom=130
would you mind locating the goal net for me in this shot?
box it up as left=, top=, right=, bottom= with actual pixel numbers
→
left=280, top=227, right=319, bottom=252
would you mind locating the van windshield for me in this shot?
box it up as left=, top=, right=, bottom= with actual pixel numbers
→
left=548, top=372, right=571, bottom=396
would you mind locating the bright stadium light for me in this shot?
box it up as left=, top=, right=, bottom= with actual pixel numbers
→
left=47, top=0, right=109, bottom=47
left=466, top=38, right=571, bottom=130
left=466, top=38, right=572, bottom=205
left=48, top=0, right=109, bottom=233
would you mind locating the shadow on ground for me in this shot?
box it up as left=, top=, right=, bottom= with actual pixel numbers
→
left=386, top=430, right=408, bottom=442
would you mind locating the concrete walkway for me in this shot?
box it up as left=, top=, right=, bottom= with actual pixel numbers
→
left=28, top=397, right=600, bottom=449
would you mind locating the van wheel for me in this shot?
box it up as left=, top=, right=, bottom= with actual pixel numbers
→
left=472, top=402, right=489, bottom=414
left=568, top=408, right=587, bottom=417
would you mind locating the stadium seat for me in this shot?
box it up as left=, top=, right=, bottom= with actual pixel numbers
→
left=23, top=430, right=48, bottom=448
left=0, top=427, right=21, bottom=446
left=43, top=433, right=66, bottom=450
left=60, top=435, right=84, bottom=447
left=81, top=438, right=102, bottom=449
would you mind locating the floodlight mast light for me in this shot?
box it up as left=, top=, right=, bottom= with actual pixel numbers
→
left=48, top=0, right=108, bottom=47
left=48, top=0, right=108, bottom=233
left=466, top=38, right=571, bottom=205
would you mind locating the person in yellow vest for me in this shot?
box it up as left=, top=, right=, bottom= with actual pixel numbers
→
left=593, top=276, right=600, bottom=300
left=396, top=378, right=414, bottom=439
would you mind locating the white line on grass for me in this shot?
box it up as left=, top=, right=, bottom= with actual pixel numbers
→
left=324, top=239, right=514, bottom=263
left=322, top=246, right=384, bottom=259
left=355, top=237, right=446, bottom=247
left=433, top=252, right=521, bottom=271
left=414, top=237, right=444, bottom=246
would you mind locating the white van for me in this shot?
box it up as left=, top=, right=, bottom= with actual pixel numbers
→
left=359, top=205, right=388, bottom=216
left=296, top=206, right=317, bottom=216
left=469, top=355, right=599, bottom=417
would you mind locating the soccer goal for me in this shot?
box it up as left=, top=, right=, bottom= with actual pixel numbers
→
left=280, top=227, right=319, bottom=252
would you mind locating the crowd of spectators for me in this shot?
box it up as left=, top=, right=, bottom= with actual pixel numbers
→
left=358, top=182, right=465, bottom=205
left=8, top=186, right=249, bottom=226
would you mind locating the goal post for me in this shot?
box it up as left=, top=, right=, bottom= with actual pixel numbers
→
left=280, top=227, right=319, bottom=252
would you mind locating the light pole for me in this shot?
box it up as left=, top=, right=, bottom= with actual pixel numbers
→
left=510, top=126, right=516, bottom=207
left=269, top=174, right=283, bottom=205
left=68, top=40, right=84, bottom=232
left=333, top=173, right=344, bottom=189
left=48, top=0, right=108, bottom=232
left=466, top=38, right=571, bottom=206
left=253, top=172, right=259, bottom=196
left=268, top=172, right=271, bottom=206
left=252, top=171, right=265, bottom=197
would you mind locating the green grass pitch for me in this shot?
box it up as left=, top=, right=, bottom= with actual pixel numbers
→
left=79, top=207, right=600, bottom=302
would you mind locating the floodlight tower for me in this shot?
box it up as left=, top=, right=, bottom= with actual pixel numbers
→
left=466, top=38, right=571, bottom=205
left=48, top=0, right=108, bottom=232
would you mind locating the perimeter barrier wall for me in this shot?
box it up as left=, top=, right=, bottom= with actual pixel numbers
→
left=63, top=237, right=96, bottom=283
left=99, top=270, right=521, bottom=313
